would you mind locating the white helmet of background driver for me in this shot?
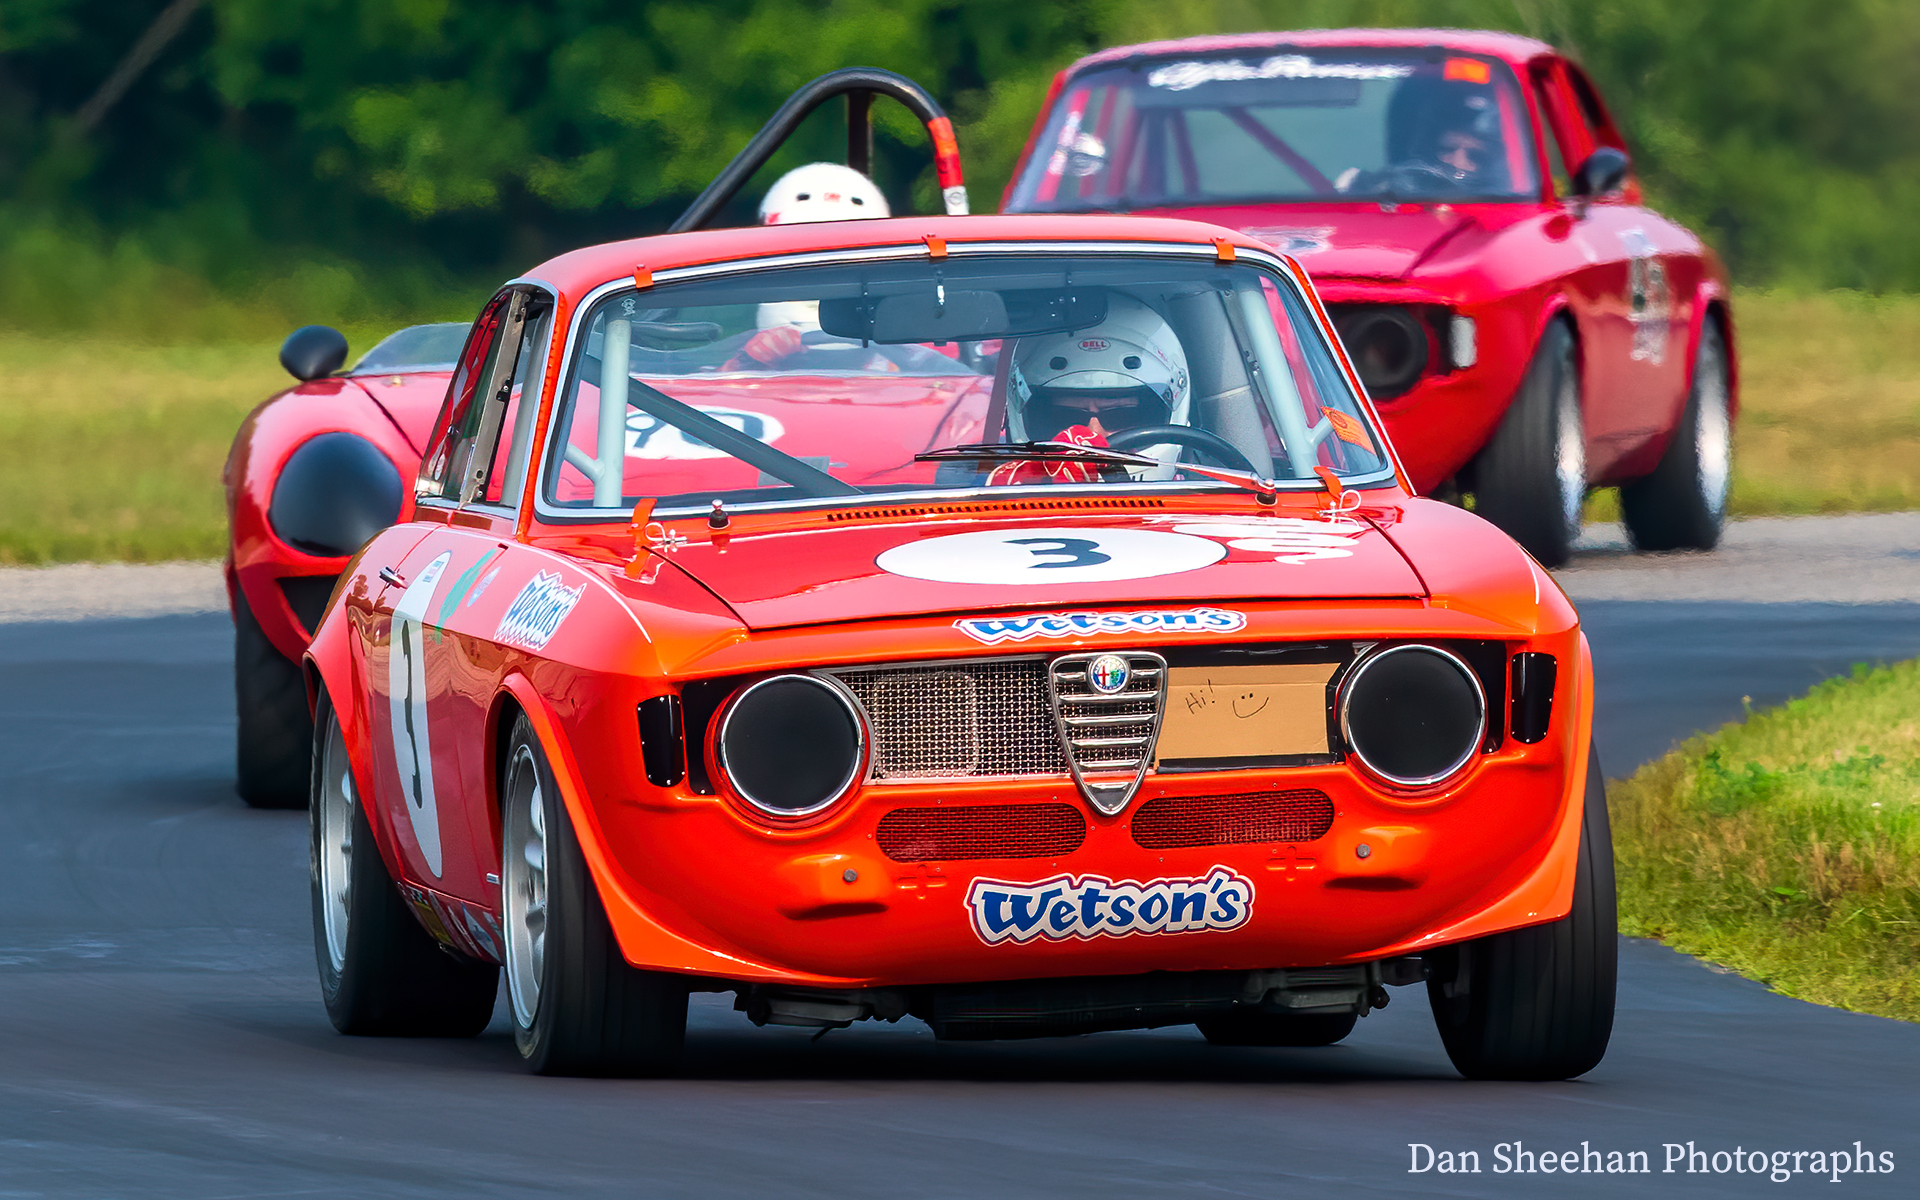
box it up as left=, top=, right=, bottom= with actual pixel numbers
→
left=758, top=162, right=890, bottom=225
left=1009, top=294, right=1191, bottom=475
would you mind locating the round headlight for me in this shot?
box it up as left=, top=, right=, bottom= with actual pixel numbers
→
left=715, top=674, right=867, bottom=817
left=1332, top=306, right=1430, bottom=399
left=1340, top=645, right=1486, bottom=788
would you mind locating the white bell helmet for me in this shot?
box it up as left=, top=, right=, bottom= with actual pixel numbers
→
left=1009, top=294, right=1190, bottom=476
left=758, top=163, right=890, bottom=225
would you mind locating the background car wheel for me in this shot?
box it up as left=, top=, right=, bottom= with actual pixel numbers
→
left=502, top=713, right=687, bottom=1077
left=235, top=587, right=314, bottom=808
left=310, top=688, right=498, bottom=1036
left=1196, top=1011, right=1357, bottom=1047
left=1470, top=320, right=1586, bottom=567
left=1620, top=319, right=1732, bottom=551
left=1425, top=743, right=1617, bottom=1081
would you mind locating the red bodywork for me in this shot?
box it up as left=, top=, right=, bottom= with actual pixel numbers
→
left=302, top=214, right=1595, bottom=992
left=1005, top=29, right=1736, bottom=495
left=224, top=370, right=447, bottom=658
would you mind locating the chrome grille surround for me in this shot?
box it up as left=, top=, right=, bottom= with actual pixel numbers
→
left=1047, top=651, right=1168, bottom=815
left=827, top=658, right=1068, bottom=781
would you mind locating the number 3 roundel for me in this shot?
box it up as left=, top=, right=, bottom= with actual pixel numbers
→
left=876, top=528, right=1223, bottom=585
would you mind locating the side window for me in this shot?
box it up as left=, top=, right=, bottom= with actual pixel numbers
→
left=418, top=296, right=508, bottom=499
left=485, top=305, right=554, bottom=505
left=1529, top=60, right=1594, bottom=200
left=419, top=290, right=547, bottom=506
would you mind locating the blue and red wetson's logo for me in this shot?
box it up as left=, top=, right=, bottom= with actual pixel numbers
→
left=953, top=606, right=1247, bottom=645
left=1087, top=653, right=1131, bottom=693
left=966, top=868, right=1255, bottom=944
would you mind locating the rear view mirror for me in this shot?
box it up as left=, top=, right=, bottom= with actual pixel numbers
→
left=820, top=288, right=1108, bottom=344
left=1570, top=147, right=1630, bottom=200
left=280, top=326, right=349, bottom=381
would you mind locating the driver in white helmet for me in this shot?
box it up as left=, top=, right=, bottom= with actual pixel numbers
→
left=726, top=163, right=891, bottom=370
left=990, top=294, right=1191, bottom=485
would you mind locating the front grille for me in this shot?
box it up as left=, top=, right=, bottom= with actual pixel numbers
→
left=1049, top=651, right=1167, bottom=813
left=834, top=659, right=1068, bottom=780
left=876, top=803, right=1086, bottom=862
left=1131, top=790, right=1335, bottom=849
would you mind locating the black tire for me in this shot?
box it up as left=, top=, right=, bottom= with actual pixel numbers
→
left=1197, top=1010, right=1357, bottom=1047
left=1470, top=320, right=1586, bottom=567
left=310, top=688, right=499, bottom=1036
left=1620, top=319, right=1732, bottom=551
left=235, top=586, right=313, bottom=809
left=1426, top=744, right=1617, bottom=1080
left=501, top=714, right=687, bottom=1076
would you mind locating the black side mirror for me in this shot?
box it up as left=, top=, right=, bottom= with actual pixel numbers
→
left=280, top=325, right=349, bottom=381
left=1570, top=146, right=1630, bottom=200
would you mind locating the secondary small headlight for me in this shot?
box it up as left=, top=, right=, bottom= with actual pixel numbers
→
left=715, top=674, right=867, bottom=817
left=1340, top=645, right=1486, bottom=788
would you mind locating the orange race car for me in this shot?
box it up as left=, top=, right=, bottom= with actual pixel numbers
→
left=303, top=81, right=1610, bottom=1082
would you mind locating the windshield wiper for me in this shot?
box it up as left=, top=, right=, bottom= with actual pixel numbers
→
left=917, top=441, right=1286, bottom=503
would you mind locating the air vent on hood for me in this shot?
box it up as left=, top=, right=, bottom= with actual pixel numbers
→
left=826, top=496, right=1166, bottom=522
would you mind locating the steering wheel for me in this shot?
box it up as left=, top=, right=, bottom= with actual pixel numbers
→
left=1104, top=426, right=1259, bottom=476
left=1384, top=160, right=1469, bottom=196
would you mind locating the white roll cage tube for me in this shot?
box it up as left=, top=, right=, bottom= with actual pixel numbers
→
left=559, top=316, right=633, bottom=508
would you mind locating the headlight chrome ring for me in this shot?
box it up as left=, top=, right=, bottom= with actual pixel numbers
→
left=714, top=673, right=869, bottom=818
left=1339, top=644, right=1487, bottom=789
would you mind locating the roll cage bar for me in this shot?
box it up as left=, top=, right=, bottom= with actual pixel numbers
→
left=669, top=67, right=970, bottom=233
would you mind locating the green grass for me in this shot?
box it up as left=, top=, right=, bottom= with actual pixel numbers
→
left=1612, top=660, right=1920, bottom=1022
left=1, top=289, right=1917, bottom=563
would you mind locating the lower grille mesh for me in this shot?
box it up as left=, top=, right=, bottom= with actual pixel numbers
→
left=1130, top=790, right=1335, bottom=849
left=876, top=803, right=1087, bottom=862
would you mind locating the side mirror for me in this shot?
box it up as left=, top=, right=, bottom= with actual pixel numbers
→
left=280, top=325, right=349, bottom=381
left=1570, top=146, right=1630, bottom=201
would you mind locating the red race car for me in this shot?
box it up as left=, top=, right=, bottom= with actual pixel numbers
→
left=302, top=111, right=1612, bottom=1078
left=224, top=321, right=467, bottom=807
left=1004, top=29, right=1736, bottom=566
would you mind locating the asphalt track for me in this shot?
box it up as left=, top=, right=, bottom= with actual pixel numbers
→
left=4, top=551, right=1919, bottom=1196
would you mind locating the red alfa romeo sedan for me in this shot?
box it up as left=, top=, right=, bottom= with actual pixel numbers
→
left=1004, top=29, right=1736, bottom=566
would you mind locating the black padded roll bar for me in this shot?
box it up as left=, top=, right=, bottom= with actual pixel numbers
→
left=668, top=67, right=969, bottom=233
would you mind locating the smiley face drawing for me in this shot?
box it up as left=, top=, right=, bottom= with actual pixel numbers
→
left=1232, top=690, right=1269, bottom=719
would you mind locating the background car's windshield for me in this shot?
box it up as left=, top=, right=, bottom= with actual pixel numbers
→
left=1008, top=50, right=1539, bottom=210
left=543, top=254, right=1389, bottom=513
left=348, top=322, right=469, bottom=374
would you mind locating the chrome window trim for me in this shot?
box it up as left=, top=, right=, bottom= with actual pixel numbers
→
left=1338, top=643, right=1488, bottom=789
left=530, top=241, right=1385, bottom=525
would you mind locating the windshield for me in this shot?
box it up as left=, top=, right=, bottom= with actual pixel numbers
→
left=541, top=253, right=1390, bottom=515
left=1008, top=50, right=1539, bottom=211
left=349, top=322, right=469, bottom=374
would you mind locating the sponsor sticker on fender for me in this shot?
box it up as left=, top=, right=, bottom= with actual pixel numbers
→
left=967, top=867, right=1255, bottom=944
left=494, top=571, right=584, bottom=650
left=955, top=606, right=1247, bottom=645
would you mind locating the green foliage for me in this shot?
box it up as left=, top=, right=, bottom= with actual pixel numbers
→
left=0, top=0, right=1918, bottom=333
left=1612, top=658, right=1920, bottom=1022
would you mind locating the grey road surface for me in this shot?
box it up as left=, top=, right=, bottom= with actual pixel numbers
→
left=3, top=519, right=1918, bottom=1198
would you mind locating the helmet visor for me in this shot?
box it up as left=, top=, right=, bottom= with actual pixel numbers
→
left=1026, top=385, right=1170, bottom=441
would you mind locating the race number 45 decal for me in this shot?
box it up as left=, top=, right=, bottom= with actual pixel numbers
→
left=388, top=552, right=451, bottom=878
left=966, top=867, right=1255, bottom=944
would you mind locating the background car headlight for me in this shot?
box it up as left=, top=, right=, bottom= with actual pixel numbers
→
left=1330, top=305, right=1430, bottom=399
left=715, top=674, right=867, bottom=816
left=1340, top=645, right=1486, bottom=787
left=269, top=432, right=404, bottom=558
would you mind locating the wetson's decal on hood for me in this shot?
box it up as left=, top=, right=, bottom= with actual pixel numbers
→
left=967, top=867, right=1255, bottom=944
left=955, top=606, right=1247, bottom=645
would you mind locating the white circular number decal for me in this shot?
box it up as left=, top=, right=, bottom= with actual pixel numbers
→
left=876, top=528, right=1225, bottom=585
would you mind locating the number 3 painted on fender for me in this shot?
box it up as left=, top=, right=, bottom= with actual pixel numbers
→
left=387, top=552, right=451, bottom=877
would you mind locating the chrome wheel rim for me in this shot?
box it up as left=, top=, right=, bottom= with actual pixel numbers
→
left=503, top=744, right=548, bottom=1029
left=317, top=715, right=354, bottom=976
left=1694, top=340, right=1732, bottom=519
left=1553, top=370, right=1587, bottom=537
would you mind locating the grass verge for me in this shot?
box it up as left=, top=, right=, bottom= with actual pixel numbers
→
left=1612, top=660, right=1920, bottom=1022
left=0, top=289, right=1915, bottom=563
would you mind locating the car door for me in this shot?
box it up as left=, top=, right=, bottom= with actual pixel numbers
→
left=367, top=287, right=547, bottom=905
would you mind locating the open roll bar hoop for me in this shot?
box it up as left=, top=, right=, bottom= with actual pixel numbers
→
left=668, top=67, right=968, bottom=233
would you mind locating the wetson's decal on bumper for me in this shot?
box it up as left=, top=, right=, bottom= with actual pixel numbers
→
left=967, top=867, right=1255, bottom=944
left=955, top=606, right=1246, bottom=646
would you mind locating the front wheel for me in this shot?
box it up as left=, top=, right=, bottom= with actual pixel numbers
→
left=310, top=689, right=498, bottom=1036
left=1470, top=320, right=1586, bottom=567
left=235, top=587, right=313, bottom=808
left=501, top=713, right=687, bottom=1076
left=1425, top=744, right=1617, bottom=1080
left=1620, top=319, right=1732, bottom=551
